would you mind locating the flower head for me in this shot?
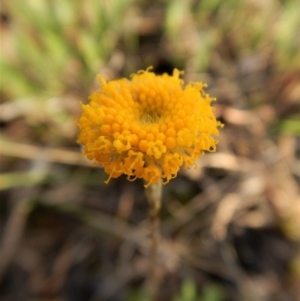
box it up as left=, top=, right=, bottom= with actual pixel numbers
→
left=78, top=67, right=222, bottom=186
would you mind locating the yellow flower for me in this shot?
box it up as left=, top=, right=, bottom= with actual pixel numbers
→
left=77, top=67, right=222, bottom=186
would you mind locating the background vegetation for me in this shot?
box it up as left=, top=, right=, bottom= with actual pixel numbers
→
left=0, top=0, right=299, bottom=300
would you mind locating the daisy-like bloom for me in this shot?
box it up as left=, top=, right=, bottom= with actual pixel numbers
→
left=78, top=67, right=222, bottom=186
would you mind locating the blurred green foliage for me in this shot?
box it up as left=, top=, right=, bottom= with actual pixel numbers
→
left=165, top=0, right=300, bottom=71
left=174, top=279, right=224, bottom=301
left=0, top=0, right=132, bottom=99
left=127, top=280, right=224, bottom=301
left=276, top=118, right=300, bottom=136
left=1, top=0, right=299, bottom=102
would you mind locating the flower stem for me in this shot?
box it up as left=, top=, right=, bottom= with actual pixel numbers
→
left=145, top=180, right=162, bottom=300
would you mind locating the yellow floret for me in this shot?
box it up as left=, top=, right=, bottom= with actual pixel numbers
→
left=77, top=67, right=223, bottom=186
